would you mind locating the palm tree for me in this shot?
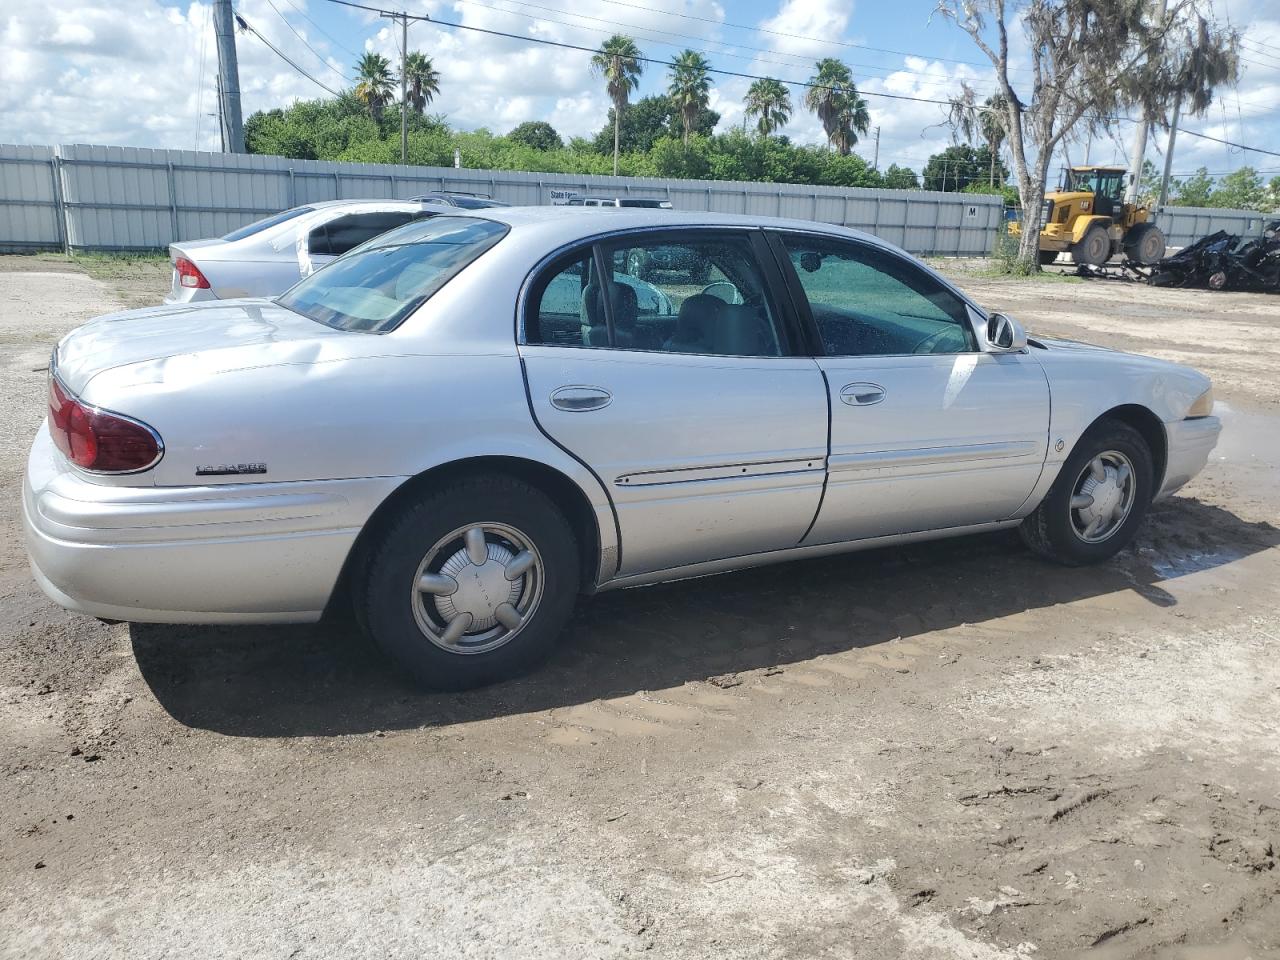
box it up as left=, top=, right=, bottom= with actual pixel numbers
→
left=803, top=58, right=869, bottom=155
left=591, top=34, right=643, bottom=175
left=744, top=77, right=791, bottom=137
left=403, top=51, right=440, bottom=114
left=980, top=93, right=1007, bottom=186
left=668, top=49, right=711, bottom=144
left=354, top=52, right=395, bottom=121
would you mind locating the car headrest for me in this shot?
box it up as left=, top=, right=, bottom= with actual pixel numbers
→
left=580, top=281, right=641, bottom=346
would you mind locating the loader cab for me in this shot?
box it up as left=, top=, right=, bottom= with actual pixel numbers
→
left=1062, top=166, right=1128, bottom=219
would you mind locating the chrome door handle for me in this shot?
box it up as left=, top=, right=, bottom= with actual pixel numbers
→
left=839, top=382, right=885, bottom=406
left=550, top=385, right=612, bottom=412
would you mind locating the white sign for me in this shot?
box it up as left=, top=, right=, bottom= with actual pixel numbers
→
left=550, top=189, right=578, bottom=205
left=965, top=204, right=980, bottom=219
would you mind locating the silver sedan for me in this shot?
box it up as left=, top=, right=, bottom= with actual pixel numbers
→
left=25, top=208, right=1220, bottom=689
left=164, top=198, right=440, bottom=303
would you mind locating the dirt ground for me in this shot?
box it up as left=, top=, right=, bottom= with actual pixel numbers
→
left=1, top=255, right=1277, bottom=960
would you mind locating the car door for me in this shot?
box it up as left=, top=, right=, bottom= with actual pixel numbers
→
left=519, top=229, right=829, bottom=578
left=769, top=230, right=1050, bottom=545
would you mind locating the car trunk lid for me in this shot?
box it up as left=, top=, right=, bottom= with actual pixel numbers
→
left=54, top=299, right=347, bottom=396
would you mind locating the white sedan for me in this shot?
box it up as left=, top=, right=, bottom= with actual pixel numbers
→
left=164, top=198, right=440, bottom=303
left=24, top=208, right=1220, bottom=689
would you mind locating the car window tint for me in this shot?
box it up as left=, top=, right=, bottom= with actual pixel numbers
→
left=525, top=250, right=607, bottom=347
left=221, top=206, right=313, bottom=242
left=309, top=211, right=419, bottom=257
left=780, top=236, right=977, bottom=356
left=595, top=235, right=784, bottom=356
left=278, top=217, right=507, bottom=333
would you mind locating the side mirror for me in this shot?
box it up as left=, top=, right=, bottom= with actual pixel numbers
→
left=986, top=312, right=1028, bottom=353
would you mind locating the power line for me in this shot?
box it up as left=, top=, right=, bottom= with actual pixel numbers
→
left=319, top=0, right=967, bottom=108
left=319, top=0, right=1280, bottom=160
left=506, top=0, right=1040, bottom=75
left=263, top=0, right=355, bottom=83
left=278, top=0, right=363, bottom=58
left=452, top=0, right=1005, bottom=96
left=235, top=13, right=345, bottom=96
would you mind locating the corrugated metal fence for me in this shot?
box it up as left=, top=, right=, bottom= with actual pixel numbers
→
left=4, top=143, right=1267, bottom=257
left=1153, top=206, right=1272, bottom=248
left=2, top=143, right=1004, bottom=256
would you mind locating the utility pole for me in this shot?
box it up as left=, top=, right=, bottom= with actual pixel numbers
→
left=213, top=0, right=245, bottom=153
left=381, top=11, right=410, bottom=164
left=1126, top=0, right=1168, bottom=203
left=399, top=14, right=408, bottom=164
left=872, top=126, right=880, bottom=172
left=1157, top=93, right=1182, bottom=208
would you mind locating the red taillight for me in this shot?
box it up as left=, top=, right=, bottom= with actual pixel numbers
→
left=48, top=377, right=161, bottom=473
left=173, top=256, right=210, bottom=289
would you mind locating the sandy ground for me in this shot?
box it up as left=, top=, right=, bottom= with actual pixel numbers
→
left=1, top=256, right=1277, bottom=960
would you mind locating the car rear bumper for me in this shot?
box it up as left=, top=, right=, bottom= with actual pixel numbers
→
left=1156, top=415, right=1221, bottom=500
left=162, top=285, right=218, bottom=305
left=23, top=423, right=404, bottom=624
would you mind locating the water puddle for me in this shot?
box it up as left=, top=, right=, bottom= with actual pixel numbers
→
left=1205, top=400, right=1280, bottom=503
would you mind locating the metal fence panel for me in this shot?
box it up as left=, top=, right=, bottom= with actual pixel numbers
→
left=1154, top=206, right=1270, bottom=248
left=0, top=144, right=59, bottom=252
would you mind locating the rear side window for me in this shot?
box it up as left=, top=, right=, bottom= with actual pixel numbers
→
left=308, top=211, right=419, bottom=257
left=278, top=216, right=507, bottom=333
left=525, top=249, right=605, bottom=347
left=222, top=206, right=313, bottom=242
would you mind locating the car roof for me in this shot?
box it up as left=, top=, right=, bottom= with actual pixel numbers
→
left=303, top=198, right=431, bottom=210
left=427, top=206, right=896, bottom=255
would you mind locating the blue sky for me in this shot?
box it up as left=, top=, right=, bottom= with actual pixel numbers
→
left=1, top=0, right=1277, bottom=184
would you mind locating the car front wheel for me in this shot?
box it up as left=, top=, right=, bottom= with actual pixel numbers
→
left=356, top=475, right=579, bottom=690
left=1020, top=419, right=1154, bottom=566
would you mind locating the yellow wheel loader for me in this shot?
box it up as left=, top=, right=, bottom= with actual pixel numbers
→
left=1013, top=165, right=1166, bottom=267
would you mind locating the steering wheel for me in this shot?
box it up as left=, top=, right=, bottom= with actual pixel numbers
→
left=912, top=329, right=956, bottom=354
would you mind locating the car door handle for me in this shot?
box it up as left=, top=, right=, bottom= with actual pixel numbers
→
left=550, top=385, right=613, bottom=412
left=839, top=382, right=886, bottom=406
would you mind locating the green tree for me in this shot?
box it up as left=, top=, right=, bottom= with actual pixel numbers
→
left=1210, top=166, right=1266, bottom=210
left=508, top=120, right=563, bottom=151
left=591, top=34, right=644, bottom=176
left=923, top=144, right=1006, bottom=192
left=803, top=59, right=869, bottom=155
left=1172, top=167, right=1214, bottom=206
left=402, top=52, right=440, bottom=114
left=668, top=49, right=712, bottom=144
left=591, top=95, right=717, bottom=154
left=354, top=52, right=395, bottom=121
left=881, top=163, right=919, bottom=189
left=744, top=78, right=792, bottom=137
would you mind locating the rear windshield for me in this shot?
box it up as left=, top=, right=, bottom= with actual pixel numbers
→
left=276, top=216, right=508, bottom=333
left=222, top=206, right=314, bottom=242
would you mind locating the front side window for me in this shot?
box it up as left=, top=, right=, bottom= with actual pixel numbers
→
left=278, top=216, right=507, bottom=333
left=780, top=235, right=977, bottom=357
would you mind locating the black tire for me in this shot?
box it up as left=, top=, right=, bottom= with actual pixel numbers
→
left=1019, top=419, right=1154, bottom=566
left=355, top=475, right=579, bottom=690
left=1123, top=223, right=1166, bottom=265
left=1039, top=250, right=1059, bottom=266
left=1071, top=225, right=1111, bottom=266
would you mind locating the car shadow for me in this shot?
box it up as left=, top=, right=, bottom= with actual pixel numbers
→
left=131, top=497, right=1278, bottom=738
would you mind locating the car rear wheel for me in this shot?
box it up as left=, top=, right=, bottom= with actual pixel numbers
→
left=1071, top=225, right=1111, bottom=266
left=1019, top=419, right=1154, bottom=566
left=356, top=475, right=579, bottom=690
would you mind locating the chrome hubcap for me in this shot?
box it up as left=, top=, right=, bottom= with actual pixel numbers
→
left=1070, top=450, right=1136, bottom=543
left=411, top=523, right=543, bottom=655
